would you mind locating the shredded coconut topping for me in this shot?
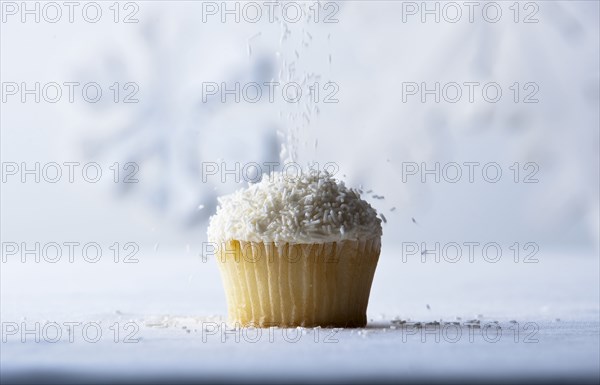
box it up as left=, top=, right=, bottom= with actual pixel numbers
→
left=207, top=170, right=382, bottom=244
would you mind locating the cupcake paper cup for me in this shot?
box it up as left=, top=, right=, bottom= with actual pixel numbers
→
left=215, top=238, right=381, bottom=328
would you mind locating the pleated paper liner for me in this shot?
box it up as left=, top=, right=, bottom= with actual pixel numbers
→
left=214, top=238, right=381, bottom=328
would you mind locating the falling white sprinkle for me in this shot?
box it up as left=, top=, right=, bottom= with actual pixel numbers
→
left=197, top=204, right=205, bottom=210
left=154, top=243, right=159, bottom=252
left=247, top=32, right=262, bottom=58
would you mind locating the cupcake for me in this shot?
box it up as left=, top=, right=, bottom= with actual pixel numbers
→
left=207, top=169, right=382, bottom=327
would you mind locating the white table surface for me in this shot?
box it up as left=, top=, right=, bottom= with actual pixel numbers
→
left=1, top=248, right=599, bottom=383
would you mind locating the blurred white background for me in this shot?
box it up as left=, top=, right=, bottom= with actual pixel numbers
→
left=1, top=1, right=598, bottom=256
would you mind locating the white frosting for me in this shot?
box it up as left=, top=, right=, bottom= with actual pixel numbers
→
left=207, top=170, right=382, bottom=244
